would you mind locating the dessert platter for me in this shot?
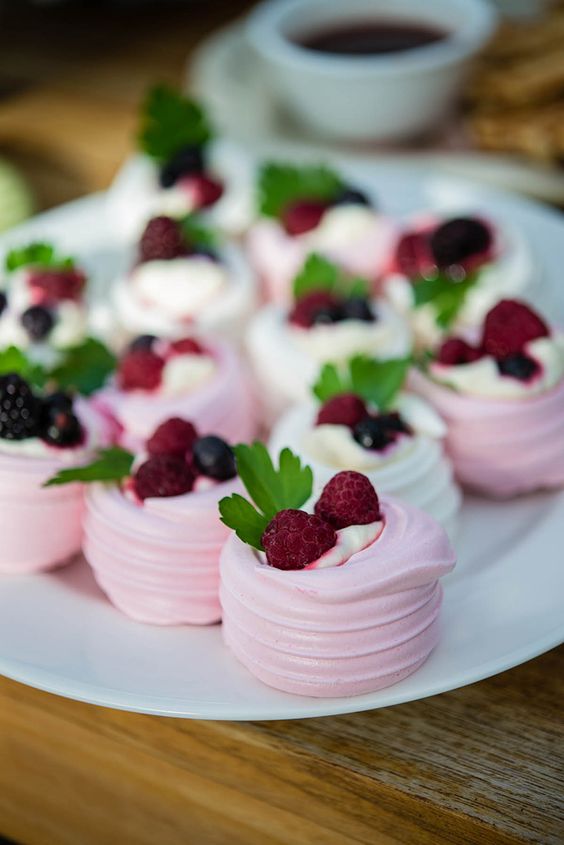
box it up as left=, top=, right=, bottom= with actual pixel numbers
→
left=0, top=87, right=562, bottom=720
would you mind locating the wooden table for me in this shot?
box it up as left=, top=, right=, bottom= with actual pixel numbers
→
left=0, top=4, right=562, bottom=844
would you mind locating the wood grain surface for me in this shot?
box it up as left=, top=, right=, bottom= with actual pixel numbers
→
left=0, top=4, right=562, bottom=844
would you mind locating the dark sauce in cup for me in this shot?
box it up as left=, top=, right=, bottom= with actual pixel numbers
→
left=294, top=20, right=448, bottom=56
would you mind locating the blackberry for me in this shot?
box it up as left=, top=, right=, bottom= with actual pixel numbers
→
left=40, top=392, right=83, bottom=447
left=342, top=297, right=374, bottom=322
left=430, top=217, right=491, bottom=268
left=0, top=374, right=40, bottom=440
left=192, top=436, right=236, bottom=481
left=497, top=354, right=540, bottom=381
left=310, top=301, right=345, bottom=325
left=159, top=145, right=205, bottom=189
left=21, top=305, right=54, bottom=341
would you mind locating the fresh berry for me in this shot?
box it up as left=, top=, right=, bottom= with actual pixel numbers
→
left=192, top=435, right=236, bottom=481
left=139, top=216, right=188, bottom=263
left=316, top=393, right=367, bottom=428
left=315, top=470, right=381, bottom=530
left=129, top=334, right=157, bottom=353
left=377, top=412, right=412, bottom=436
left=261, top=508, right=337, bottom=570
left=497, top=353, right=540, bottom=381
left=482, top=299, right=549, bottom=360
left=118, top=349, right=165, bottom=391
left=133, top=455, right=194, bottom=500
left=281, top=200, right=328, bottom=236
left=437, top=337, right=483, bottom=366
left=332, top=186, right=372, bottom=207
left=430, top=217, right=492, bottom=268
left=0, top=292, right=6, bottom=315
left=147, top=417, right=198, bottom=459
left=40, top=393, right=83, bottom=447
left=190, top=174, right=224, bottom=209
left=28, top=268, right=86, bottom=304
left=288, top=291, right=344, bottom=328
left=342, top=297, right=374, bottom=322
left=353, top=416, right=394, bottom=451
left=395, top=231, right=434, bottom=278
left=170, top=337, right=204, bottom=355
left=159, top=144, right=205, bottom=188
left=192, top=246, right=219, bottom=261
left=0, top=374, right=40, bottom=440
left=21, top=305, right=54, bottom=341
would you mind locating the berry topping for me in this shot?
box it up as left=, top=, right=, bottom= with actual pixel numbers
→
left=315, top=470, right=381, bottom=530
left=482, top=299, right=549, bottom=360
left=159, top=144, right=205, bottom=189
left=332, top=186, right=371, bottom=207
left=341, top=297, right=374, bottom=322
left=497, top=353, right=540, bottom=381
left=192, top=435, right=237, bottom=481
left=21, top=305, right=54, bottom=341
left=289, top=291, right=344, bottom=328
left=133, top=454, right=194, bottom=500
left=28, top=268, right=86, bottom=304
left=395, top=231, right=433, bottom=278
left=261, top=508, right=337, bottom=570
left=118, top=349, right=165, bottom=392
left=139, top=216, right=188, bottom=263
left=281, top=200, right=328, bottom=236
left=353, top=415, right=396, bottom=451
left=147, top=417, right=198, bottom=459
left=316, top=393, right=368, bottom=428
left=170, top=337, right=204, bottom=355
left=429, top=217, right=492, bottom=268
left=0, top=292, right=6, bottom=315
left=40, top=393, right=83, bottom=447
left=189, top=174, right=224, bottom=209
left=129, top=334, right=157, bottom=353
left=0, top=374, right=40, bottom=440
left=437, top=337, right=483, bottom=366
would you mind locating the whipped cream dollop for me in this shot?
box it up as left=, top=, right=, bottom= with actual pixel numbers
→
left=305, top=520, right=384, bottom=569
left=159, top=350, right=217, bottom=397
left=430, top=333, right=564, bottom=399
left=130, top=257, right=228, bottom=318
left=301, top=205, right=380, bottom=252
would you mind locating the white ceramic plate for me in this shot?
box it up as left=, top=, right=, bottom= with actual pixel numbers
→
left=0, top=161, right=563, bottom=720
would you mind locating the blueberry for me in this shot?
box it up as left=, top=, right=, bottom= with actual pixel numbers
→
left=0, top=291, right=7, bottom=316
left=333, top=186, right=372, bottom=207
left=192, top=435, right=236, bottom=481
left=129, top=334, right=157, bottom=353
left=310, top=302, right=346, bottom=325
left=497, top=354, right=540, bottom=381
left=21, top=305, right=54, bottom=341
left=159, top=145, right=205, bottom=188
left=378, top=412, right=412, bottom=435
left=192, top=246, right=219, bottom=262
left=342, top=297, right=374, bottom=322
left=40, top=392, right=83, bottom=447
left=353, top=416, right=394, bottom=451
left=429, top=217, right=492, bottom=268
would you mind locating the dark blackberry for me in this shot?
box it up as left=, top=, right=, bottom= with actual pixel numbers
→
left=342, top=297, right=375, bottom=322
left=159, top=145, right=205, bottom=189
left=0, top=374, right=40, bottom=440
left=192, top=435, right=236, bottom=481
left=429, top=217, right=492, bottom=268
left=40, top=392, right=83, bottom=447
left=21, top=306, right=54, bottom=341
left=497, top=354, right=540, bottom=381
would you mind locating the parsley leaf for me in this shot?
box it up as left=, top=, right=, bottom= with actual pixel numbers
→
left=138, top=85, right=213, bottom=162
left=293, top=253, right=369, bottom=300
left=412, top=273, right=478, bottom=329
left=313, top=355, right=411, bottom=410
left=180, top=214, right=218, bottom=251
left=6, top=242, right=74, bottom=273
left=258, top=162, right=343, bottom=219
left=0, top=346, right=47, bottom=388
left=44, top=446, right=134, bottom=488
left=49, top=338, right=116, bottom=396
left=219, top=443, right=313, bottom=550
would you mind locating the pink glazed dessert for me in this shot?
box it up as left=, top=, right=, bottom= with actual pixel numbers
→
left=411, top=299, right=564, bottom=497
left=219, top=446, right=455, bottom=698
left=73, top=417, right=242, bottom=625
left=247, top=161, right=396, bottom=306
left=0, top=374, right=111, bottom=574
left=94, top=334, right=256, bottom=453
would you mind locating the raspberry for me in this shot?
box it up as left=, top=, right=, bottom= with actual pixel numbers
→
left=118, top=350, right=165, bottom=392
left=189, top=174, right=224, bottom=209
left=316, top=393, right=368, bottom=428
left=170, top=337, right=204, bottom=355
left=262, top=509, right=337, bottom=570
left=28, top=268, right=86, bottom=304
left=482, top=299, right=549, bottom=360
left=139, top=216, right=188, bottom=263
left=147, top=417, right=198, bottom=459
left=21, top=305, right=54, bottom=341
left=315, top=471, right=381, bottom=529
left=437, top=337, right=482, bottom=366
left=430, top=217, right=492, bottom=268
left=289, top=291, right=343, bottom=328
left=281, top=200, right=328, bottom=236
left=0, top=374, right=40, bottom=440
left=133, top=455, right=194, bottom=500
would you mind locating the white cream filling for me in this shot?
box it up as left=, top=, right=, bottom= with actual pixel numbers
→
left=301, top=204, right=379, bottom=252
left=305, top=520, right=383, bottom=569
left=159, top=352, right=216, bottom=397
left=430, top=334, right=564, bottom=398
left=130, top=257, right=228, bottom=319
